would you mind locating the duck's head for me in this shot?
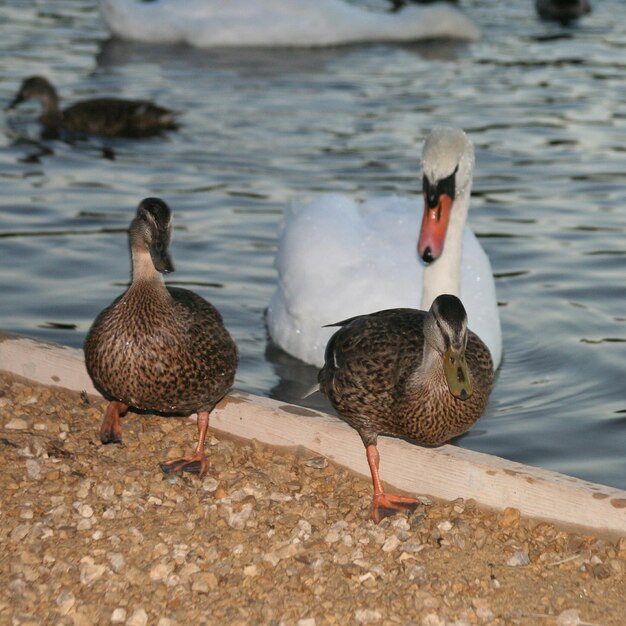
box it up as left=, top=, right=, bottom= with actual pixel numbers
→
left=7, top=76, right=58, bottom=111
left=130, top=197, right=175, bottom=274
left=418, top=127, right=475, bottom=264
left=423, top=294, right=473, bottom=400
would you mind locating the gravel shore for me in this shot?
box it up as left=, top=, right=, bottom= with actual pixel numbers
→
left=0, top=370, right=624, bottom=626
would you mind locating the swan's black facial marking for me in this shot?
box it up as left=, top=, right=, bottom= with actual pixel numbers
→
left=422, top=165, right=458, bottom=211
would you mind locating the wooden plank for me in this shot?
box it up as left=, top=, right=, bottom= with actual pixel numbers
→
left=1, top=331, right=625, bottom=537
left=0, top=332, right=99, bottom=395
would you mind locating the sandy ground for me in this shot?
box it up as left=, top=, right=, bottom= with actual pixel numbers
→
left=0, top=370, right=625, bottom=626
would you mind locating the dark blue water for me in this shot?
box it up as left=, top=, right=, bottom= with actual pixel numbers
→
left=1, top=0, right=625, bottom=489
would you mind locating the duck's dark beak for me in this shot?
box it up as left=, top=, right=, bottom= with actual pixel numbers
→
left=443, top=345, right=473, bottom=400
left=5, top=94, right=23, bottom=111
left=150, top=239, right=174, bottom=274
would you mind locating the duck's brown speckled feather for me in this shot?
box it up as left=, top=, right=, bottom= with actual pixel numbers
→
left=10, top=76, right=178, bottom=138
left=60, top=98, right=178, bottom=137
left=319, top=308, right=493, bottom=447
left=84, top=284, right=237, bottom=415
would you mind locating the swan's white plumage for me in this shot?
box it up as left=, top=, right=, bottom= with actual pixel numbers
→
left=267, top=129, right=502, bottom=370
left=98, top=0, right=479, bottom=47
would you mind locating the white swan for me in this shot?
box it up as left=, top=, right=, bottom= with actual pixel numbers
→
left=98, top=0, right=479, bottom=48
left=267, top=127, right=502, bottom=369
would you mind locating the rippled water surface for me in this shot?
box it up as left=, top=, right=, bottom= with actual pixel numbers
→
left=1, top=1, right=625, bottom=489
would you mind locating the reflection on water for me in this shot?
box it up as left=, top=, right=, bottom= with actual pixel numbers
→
left=95, top=36, right=467, bottom=76
left=0, top=0, right=625, bottom=489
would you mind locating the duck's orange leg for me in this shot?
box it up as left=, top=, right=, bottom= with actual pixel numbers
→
left=160, top=410, right=210, bottom=478
left=366, top=444, right=420, bottom=524
left=100, top=401, right=128, bottom=444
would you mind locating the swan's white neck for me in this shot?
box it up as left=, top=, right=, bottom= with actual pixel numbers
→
left=420, top=190, right=469, bottom=310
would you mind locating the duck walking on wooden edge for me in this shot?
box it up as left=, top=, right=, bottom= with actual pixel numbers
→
left=7, top=76, right=179, bottom=138
left=84, top=198, right=238, bottom=477
left=318, top=294, right=494, bottom=523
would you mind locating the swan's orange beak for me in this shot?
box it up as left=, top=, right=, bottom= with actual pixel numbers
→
left=418, top=192, right=453, bottom=263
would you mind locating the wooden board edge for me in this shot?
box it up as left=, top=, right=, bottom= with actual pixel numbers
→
left=1, top=331, right=625, bottom=537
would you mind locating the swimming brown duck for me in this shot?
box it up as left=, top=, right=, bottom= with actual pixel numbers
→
left=84, top=197, right=238, bottom=477
left=8, top=76, right=179, bottom=138
left=535, top=0, right=590, bottom=24
left=318, top=294, right=494, bottom=523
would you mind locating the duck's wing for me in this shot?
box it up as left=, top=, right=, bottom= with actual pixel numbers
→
left=63, top=98, right=178, bottom=136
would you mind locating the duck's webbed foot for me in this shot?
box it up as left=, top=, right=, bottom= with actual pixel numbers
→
left=366, top=443, right=420, bottom=524
left=160, top=453, right=208, bottom=478
left=100, top=401, right=128, bottom=444
left=371, top=492, right=420, bottom=524
left=159, top=410, right=211, bottom=479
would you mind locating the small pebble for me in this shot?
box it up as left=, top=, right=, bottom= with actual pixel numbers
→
left=556, top=609, right=581, bottom=626
left=55, top=590, right=75, bottom=616
left=6, top=417, right=28, bottom=430
left=381, top=535, right=401, bottom=553
left=507, top=551, right=530, bottom=567
left=10, top=524, right=30, bottom=542
left=499, top=506, right=521, bottom=528
left=111, top=608, right=126, bottom=624
left=304, top=456, right=328, bottom=469
left=79, top=559, right=106, bottom=585
left=126, top=608, right=148, bottom=626
left=437, top=520, right=452, bottom=533
left=25, top=459, right=41, bottom=480
left=354, top=608, right=381, bottom=624
left=79, top=504, right=94, bottom=519
left=108, top=552, right=125, bottom=573
left=149, top=563, right=172, bottom=582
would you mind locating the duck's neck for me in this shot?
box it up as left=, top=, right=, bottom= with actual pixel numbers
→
left=406, top=341, right=441, bottom=394
left=420, top=191, right=469, bottom=310
left=130, top=248, right=165, bottom=288
left=38, top=90, right=61, bottom=127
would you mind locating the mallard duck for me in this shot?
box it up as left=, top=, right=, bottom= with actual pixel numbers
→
left=7, top=76, right=179, bottom=138
left=98, top=0, right=479, bottom=48
left=267, top=127, right=502, bottom=370
left=84, top=197, right=238, bottom=477
left=318, top=294, right=494, bottom=523
left=535, top=0, right=591, bottom=24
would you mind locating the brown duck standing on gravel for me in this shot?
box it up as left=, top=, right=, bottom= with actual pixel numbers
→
left=84, top=197, right=238, bottom=477
left=318, top=294, right=494, bottom=523
left=7, top=76, right=179, bottom=137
